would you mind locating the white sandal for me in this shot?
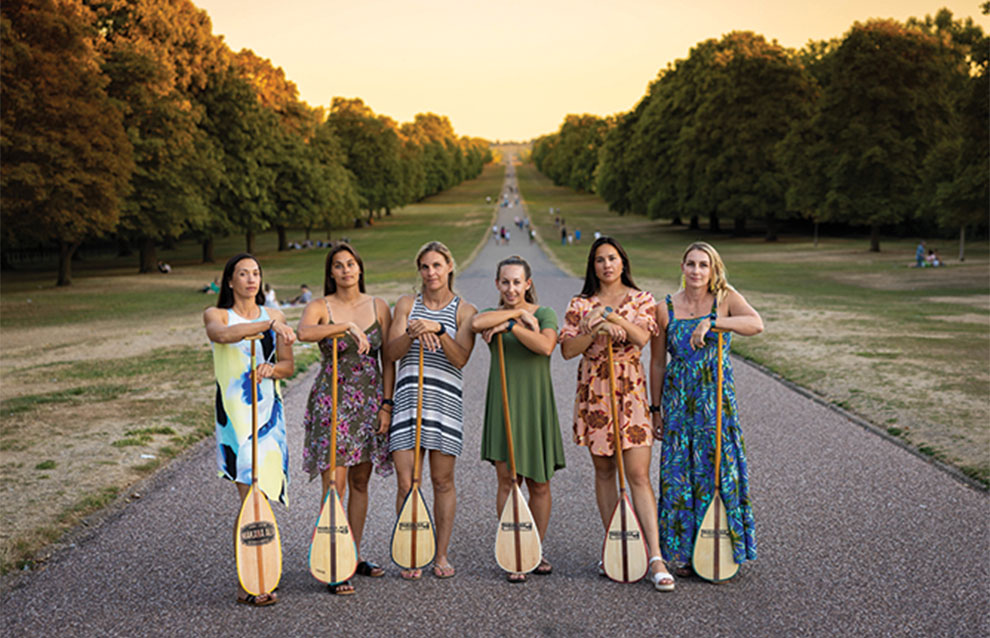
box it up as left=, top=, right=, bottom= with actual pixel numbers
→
left=649, top=556, right=675, bottom=592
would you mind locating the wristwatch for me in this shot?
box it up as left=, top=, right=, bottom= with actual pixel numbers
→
left=436, top=322, right=446, bottom=336
left=602, top=306, right=614, bottom=320
left=506, top=318, right=517, bottom=331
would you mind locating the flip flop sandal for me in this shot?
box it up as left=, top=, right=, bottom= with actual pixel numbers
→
left=237, top=592, right=277, bottom=607
left=327, top=580, right=355, bottom=595
left=400, top=569, right=422, bottom=580
left=506, top=572, right=527, bottom=583
left=534, top=558, right=553, bottom=575
left=355, top=560, right=385, bottom=578
left=432, top=564, right=456, bottom=579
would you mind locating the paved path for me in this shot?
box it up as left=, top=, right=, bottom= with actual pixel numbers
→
left=3, top=161, right=988, bottom=638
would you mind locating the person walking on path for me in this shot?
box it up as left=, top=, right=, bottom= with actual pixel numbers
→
left=559, top=237, right=675, bottom=591
left=203, top=252, right=296, bottom=607
left=650, top=241, right=763, bottom=577
left=297, top=243, right=395, bottom=594
left=471, top=255, right=565, bottom=583
left=385, top=241, right=477, bottom=580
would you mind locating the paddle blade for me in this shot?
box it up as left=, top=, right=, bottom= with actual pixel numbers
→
left=309, top=487, right=358, bottom=584
left=390, top=487, right=435, bottom=569
left=602, top=492, right=648, bottom=583
left=692, top=491, right=739, bottom=582
left=494, top=484, right=542, bottom=574
left=235, top=485, right=282, bottom=596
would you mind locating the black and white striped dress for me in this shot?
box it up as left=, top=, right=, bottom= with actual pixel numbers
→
left=388, top=294, right=464, bottom=457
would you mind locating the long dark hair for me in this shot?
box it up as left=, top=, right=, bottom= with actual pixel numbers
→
left=216, top=253, right=265, bottom=309
left=324, top=242, right=365, bottom=295
left=579, top=236, right=639, bottom=298
left=496, top=255, right=537, bottom=305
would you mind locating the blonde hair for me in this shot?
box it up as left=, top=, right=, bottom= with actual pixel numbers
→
left=416, top=241, right=456, bottom=292
left=681, top=241, right=733, bottom=304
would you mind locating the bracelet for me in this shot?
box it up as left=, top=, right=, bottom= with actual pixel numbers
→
left=506, top=318, right=516, bottom=331
left=602, top=306, right=614, bottom=320
left=269, top=319, right=275, bottom=331
left=381, top=398, right=394, bottom=407
left=649, top=404, right=661, bottom=414
left=436, top=323, right=446, bottom=337
left=709, top=315, right=717, bottom=331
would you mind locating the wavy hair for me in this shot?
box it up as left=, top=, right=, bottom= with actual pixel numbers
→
left=579, top=236, right=639, bottom=298
left=681, top=241, right=733, bottom=304
left=324, top=242, right=366, bottom=295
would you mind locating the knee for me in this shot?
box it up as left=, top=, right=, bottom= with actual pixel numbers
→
left=594, top=465, right=616, bottom=483
left=526, top=480, right=550, bottom=498
left=431, top=473, right=455, bottom=494
left=349, top=475, right=370, bottom=494
left=625, top=467, right=651, bottom=489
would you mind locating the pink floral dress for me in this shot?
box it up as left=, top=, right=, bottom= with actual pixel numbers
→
left=301, top=321, right=393, bottom=479
left=559, top=290, right=658, bottom=456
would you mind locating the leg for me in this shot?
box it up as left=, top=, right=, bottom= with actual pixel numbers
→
left=346, top=462, right=373, bottom=556
left=429, top=450, right=457, bottom=576
left=623, top=447, right=672, bottom=582
left=493, top=461, right=516, bottom=517
left=523, top=477, right=551, bottom=541
left=320, top=465, right=348, bottom=502
left=590, top=452, right=618, bottom=530
left=391, top=449, right=416, bottom=515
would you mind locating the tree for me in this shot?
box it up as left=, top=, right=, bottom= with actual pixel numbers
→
left=1, top=0, right=133, bottom=285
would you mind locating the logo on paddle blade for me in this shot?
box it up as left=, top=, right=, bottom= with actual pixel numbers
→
left=398, top=521, right=431, bottom=531
left=700, top=528, right=731, bottom=538
left=500, top=521, right=533, bottom=531
left=240, top=521, right=275, bottom=546
left=608, top=530, right=641, bottom=540
left=317, top=525, right=350, bottom=534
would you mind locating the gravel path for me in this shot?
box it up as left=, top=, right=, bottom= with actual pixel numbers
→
left=3, top=163, right=987, bottom=638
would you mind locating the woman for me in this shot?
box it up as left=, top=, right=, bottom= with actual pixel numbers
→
left=559, top=237, right=674, bottom=592
left=298, top=242, right=394, bottom=595
left=650, top=241, right=763, bottom=577
left=385, top=241, right=476, bottom=580
left=471, top=256, right=565, bottom=583
left=203, top=253, right=296, bottom=607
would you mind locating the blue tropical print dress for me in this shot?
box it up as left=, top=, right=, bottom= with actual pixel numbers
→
left=658, top=295, right=756, bottom=569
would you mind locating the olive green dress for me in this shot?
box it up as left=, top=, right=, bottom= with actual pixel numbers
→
left=481, top=306, right=566, bottom=483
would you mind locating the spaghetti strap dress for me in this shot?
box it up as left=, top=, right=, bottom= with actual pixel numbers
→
left=480, top=306, right=566, bottom=483
left=657, top=295, right=756, bottom=568
left=212, top=307, right=288, bottom=506
left=388, top=294, right=464, bottom=457
left=301, top=300, right=393, bottom=480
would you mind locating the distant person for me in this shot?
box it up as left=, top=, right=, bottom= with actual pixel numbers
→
left=288, top=284, right=312, bottom=306
left=574, top=229, right=581, bottom=243
left=926, top=249, right=942, bottom=267
left=529, top=228, right=535, bottom=244
left=915, top=241, right=926, bottom=268
left=594, top=230, right=601, bottom=240
left=157, top=260, right=171, bottom=274
left=264, top=283, right=277, bottom=307
left=200, top=277, right=220, bottom=294
left=561, top=227, right=567, bottom=246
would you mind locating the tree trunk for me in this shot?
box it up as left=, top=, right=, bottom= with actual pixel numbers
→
left=326, top=227, right=333, bottom=240
left=689, top=215, right=699, bottom=230
left=163, top=235, right=176, bottom=250
left=733, top=215, right=747, bottom=237
left=385, top=206, right=392, bottom=216
left=764, top=213, right=778, bottom=242
left=138, top=236, right=156, bottom=273
left=276, top=225, right=287, bottom=251
left=958, top=225, right=966, bottom=262
left=57, top=240, right=79, bottom=286
left=708, top=212, right=720, bottom=232
left=202, top=237, right=215, bottom=263
left=246, top=230, right=255, bottom=255
left=1, top=249, right=16, bottom=271
left=869, top=224, right=881, bottom=252
left=813, top=220, right=819, bottom=248
left=117, top=236, right=133, bottom=257
left=670, top=215, right=683, bottom=226
left=305, top=226, right=312, bottom=240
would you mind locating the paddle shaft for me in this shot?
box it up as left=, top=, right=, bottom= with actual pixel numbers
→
left=410, top=347, right=425, bottom=562
left=496, top=333, right=523, bottom=572
left=605, top=338, right=632, bottom=582
left=713, top=331, right=724, bottom=575
left=245, top=334, right=266, bottom=589
left=330, top=336, right=339, bottom=578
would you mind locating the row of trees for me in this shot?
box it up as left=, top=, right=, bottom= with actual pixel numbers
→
left=1, top=0, right=492, bottom=285
left=531, top=8, right=988, bottom=253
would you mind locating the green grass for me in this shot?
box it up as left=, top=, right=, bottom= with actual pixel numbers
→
left=518, top=161, right=990, bottom=488
left=1, top=384, right=133, bottom=417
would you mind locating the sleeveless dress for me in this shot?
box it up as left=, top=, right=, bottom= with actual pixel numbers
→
left=213, top=307, right=288, bottom=506
left=481, top=306, right=566, bottom=483
left=559, top=290, right=657, bottom=455
left=658, top=295, right=756, bottom=568
left=301, top=302, right=393, bottom=479
left=388, top=294, right=464, bottom=457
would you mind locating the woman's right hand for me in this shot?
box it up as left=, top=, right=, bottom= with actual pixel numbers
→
left=652, top=412, right=664, bottom=438
left=272, top=320, right=297, bottom=345
left=600, top=322, right=626, bottom=342
left=348, top=322, right=371, bottom=355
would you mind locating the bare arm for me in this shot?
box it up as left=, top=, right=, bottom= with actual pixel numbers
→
left=267, top=308, right=295, bottom=380
left=376, top=297, right=395, bottom=435
left=384, top=295, right=415, bottom=362
left=204, top=307, right=295, bottom=346
left=648, top=305, right=668, bottom=436
left=440, top=301, right=477, bottom=369
left=471, top=308, right=521, bottom=332
left=718, top=290, right=764, bottom=336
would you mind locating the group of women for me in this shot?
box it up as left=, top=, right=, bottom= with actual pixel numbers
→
left=205, top=235, right=762, bottom=606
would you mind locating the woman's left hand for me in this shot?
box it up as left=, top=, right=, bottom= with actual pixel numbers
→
left=600, top=322, right=626, bottom=342
left=690, top=322, right=710, bottom=350
left=273, top=320, right=296, bottom=346
left=517, top=310, right=539, bottom=331
left=377, top=407, right=391, bottom=434
left=481, top=321, right=509, bottom=344
left=255, top=363, right=275, bottom=379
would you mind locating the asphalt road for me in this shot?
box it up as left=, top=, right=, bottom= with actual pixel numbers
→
left=3, top=163, right=988, bottom=638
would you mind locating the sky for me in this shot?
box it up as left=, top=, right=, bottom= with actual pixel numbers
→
left=193, top=0, right=988, bottom=141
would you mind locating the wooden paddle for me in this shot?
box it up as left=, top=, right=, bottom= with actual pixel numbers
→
left=692, top=330, right=740, bottom=582
left=235, top=334, right=282, bottom=597
left=309, top=336, right=359, bottom=584
left=390, top=346, right=436, bottom=569
left=493, top=333, right=543, bottom=575
left=601, top=339, right=649, bottom=583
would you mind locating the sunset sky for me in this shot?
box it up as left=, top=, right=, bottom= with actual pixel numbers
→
left=193, top=0, right=988, bottom=141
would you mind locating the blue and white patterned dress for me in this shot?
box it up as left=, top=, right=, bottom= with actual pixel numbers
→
left=657, top=295, right=755, bottom=568
left=213, top=307, right=288, bottom=506
left=388, top=294, right=464, bottom=457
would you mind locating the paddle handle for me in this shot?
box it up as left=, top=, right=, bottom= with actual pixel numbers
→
left=246, top=334, right=261, bottom=485
left=714, top=331, right=724, bottom=491
left=496, top=334, right=518, bottom=479
left=605, top=339, right=626, bottom=491
left=330, top=336, right=338, bottom=477
left=412, top=345, right=424, bottom=484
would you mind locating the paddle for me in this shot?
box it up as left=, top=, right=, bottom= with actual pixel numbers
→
left=235, top=334, right=282, bottom=597
left=692, top=330, right=740, bottom=582
left=493, top=333, right=543, bottom=575
left=601, top=339, right=649, bottom=583
left=390, top=346, right=436, bottom=570
left=309, top=336, right=359, bottom=584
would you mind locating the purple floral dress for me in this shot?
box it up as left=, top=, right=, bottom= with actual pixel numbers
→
left=302, top=321, right=393, bottom=479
